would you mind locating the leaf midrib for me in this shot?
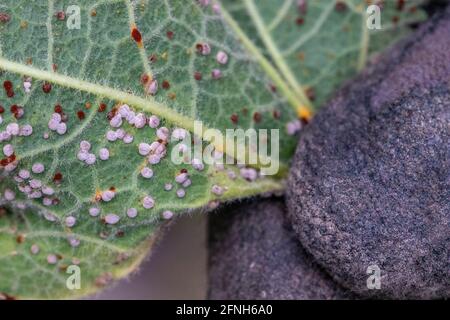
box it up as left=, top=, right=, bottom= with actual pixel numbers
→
left=0, top=57, right=283, bottom=172
left=0, top=57, right=194, bottom=130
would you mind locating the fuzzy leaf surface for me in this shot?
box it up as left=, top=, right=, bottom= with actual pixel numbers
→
left=0, top=0, right=294, bottom=299
left=221, top=0, right=426, bottom=109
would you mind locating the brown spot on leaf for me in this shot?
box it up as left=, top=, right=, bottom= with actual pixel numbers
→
left=77, top=110, right=85, bottom=120
left=59, top=264, right=69, bottom=272
left=194, top=71, right=202, bottom=81
left=0, top=13, right=11, bottom=24
left=53, top=172, right=63, bottom=183
left=162, top=80, right=170, bottom=90
left=335, top=1, right=347, bottom=12
left=273, top=109, right=281, bottom=119
left=115, top=230, right=125, bottom=238
left=253, top=112, right=262, bottom=123
left=1, top=154, right=16, bottom=167
left=3, top=80, right=14, bottom=98
left=10, top=104, right=18, bottom=114
left=54, top=104, right=63, bottom=114
left=140, top=73, right=150, bottom=84
left=397, top=0, right=405, bottom=11
left=306, top=87, right=316, bottom=101
left=149, top=54, right=157, bottom=63
left=230, top=113, right=238, bottom=124
left=131, top=27, right=142, bottom=45
left=42, top=82, right=52, bottom=93
left=11, top=105, right=24, bottom=119
left=269, top=84, right=277, bottom=92
left=107, top=107, right=118, bottom=120
left=98, top=103, right=107, bottom=112
left=55, top=11, right=65, bottom=21
left=16, top=234, right=25, bottom=244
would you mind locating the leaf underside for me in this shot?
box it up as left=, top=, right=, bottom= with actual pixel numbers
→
left=0, top=0, right=425, bottom=299
left=222, top=0, right=426, bottom=109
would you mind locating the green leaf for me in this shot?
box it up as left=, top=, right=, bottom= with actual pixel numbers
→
left=0, top=0, right=294, bottom=299
left=220, top=0, right=427, bottom=109
left=0, top=0, right=425, bottom=299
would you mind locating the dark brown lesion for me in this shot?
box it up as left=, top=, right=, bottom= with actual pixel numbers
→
left=1, top=153, right=16, bottom=167
left=15, top=234, right=25, bottom=244
left=0, top=12, right=11, bottom=24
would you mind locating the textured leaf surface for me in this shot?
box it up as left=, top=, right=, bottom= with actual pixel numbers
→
left=221, top=0, right=426, bottom=109
left=0, top=0, right=294, bottom=299
left=0, top=0, right=426, bottom=299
